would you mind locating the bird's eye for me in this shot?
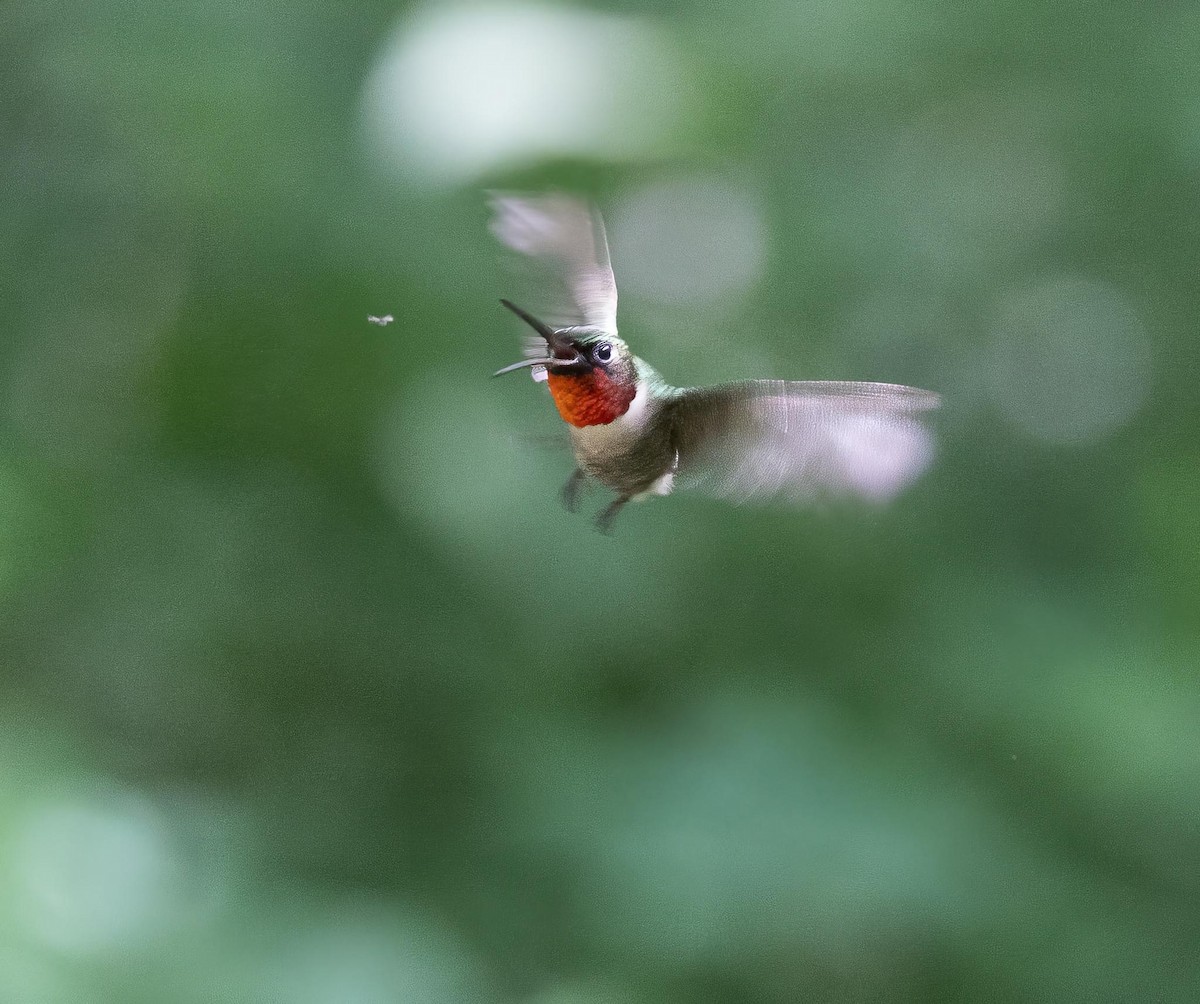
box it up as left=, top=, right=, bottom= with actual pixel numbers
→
left=593, top=343, right=613, bottom=363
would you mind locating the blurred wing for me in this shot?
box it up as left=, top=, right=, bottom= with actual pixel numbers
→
left=671, top=381, right=940, bottom=504
left=489, top=193, right=618, bottom=334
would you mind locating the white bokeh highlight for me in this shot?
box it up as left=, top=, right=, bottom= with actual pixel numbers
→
left=987, top=276, right=1152, bottom=444
left=361, top=4, right=688, bottom=183
left=15, top=790, right=178, bottom=954
left=264, top=901, right=486, bottom=1004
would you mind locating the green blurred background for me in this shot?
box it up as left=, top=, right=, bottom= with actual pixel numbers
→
left=2, top=0, right=1199, bottom=1000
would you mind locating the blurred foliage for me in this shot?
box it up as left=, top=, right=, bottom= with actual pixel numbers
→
left=2, top=0, right=1200, bottom=1000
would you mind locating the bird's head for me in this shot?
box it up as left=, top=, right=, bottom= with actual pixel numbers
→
left=493, top=299, right=637, bottom=427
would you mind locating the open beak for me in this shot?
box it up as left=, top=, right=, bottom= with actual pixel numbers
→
left=492, top=356, right=555, bottom=377
left=492, top=299, right=583, bottom=377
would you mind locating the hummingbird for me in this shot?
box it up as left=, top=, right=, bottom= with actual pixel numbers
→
left=490, top=193, right=940, bottom=531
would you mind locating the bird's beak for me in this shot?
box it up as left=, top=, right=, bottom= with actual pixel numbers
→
left=491, top=356, right=555, bottom=376
left=492, top=299, right=584, bottom=377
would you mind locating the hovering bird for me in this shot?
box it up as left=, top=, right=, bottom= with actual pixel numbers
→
left=367, top=314, right=394, bottom=326
left=490, top=194, right=939, bottom=531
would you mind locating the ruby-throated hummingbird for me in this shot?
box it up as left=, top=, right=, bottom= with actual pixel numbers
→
left=490, top=194, right=939, bottom=531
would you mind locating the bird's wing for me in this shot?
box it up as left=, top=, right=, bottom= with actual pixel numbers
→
left=488, top=193, right=618, bottom=334
left=670, top=381, right=940, bottom=504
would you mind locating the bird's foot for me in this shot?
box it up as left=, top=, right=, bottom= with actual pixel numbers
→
left=561, top=469, right=586, bottom=513
left=594, top=497, right=628, bottom=534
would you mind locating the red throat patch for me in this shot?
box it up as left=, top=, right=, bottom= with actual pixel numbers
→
left=546, top=369, right=637, bottom=427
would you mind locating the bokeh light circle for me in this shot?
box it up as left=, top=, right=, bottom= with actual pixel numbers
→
left=986, top=276, right=1152, bottom=444
left=361, top=4, right=688, bottom=183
